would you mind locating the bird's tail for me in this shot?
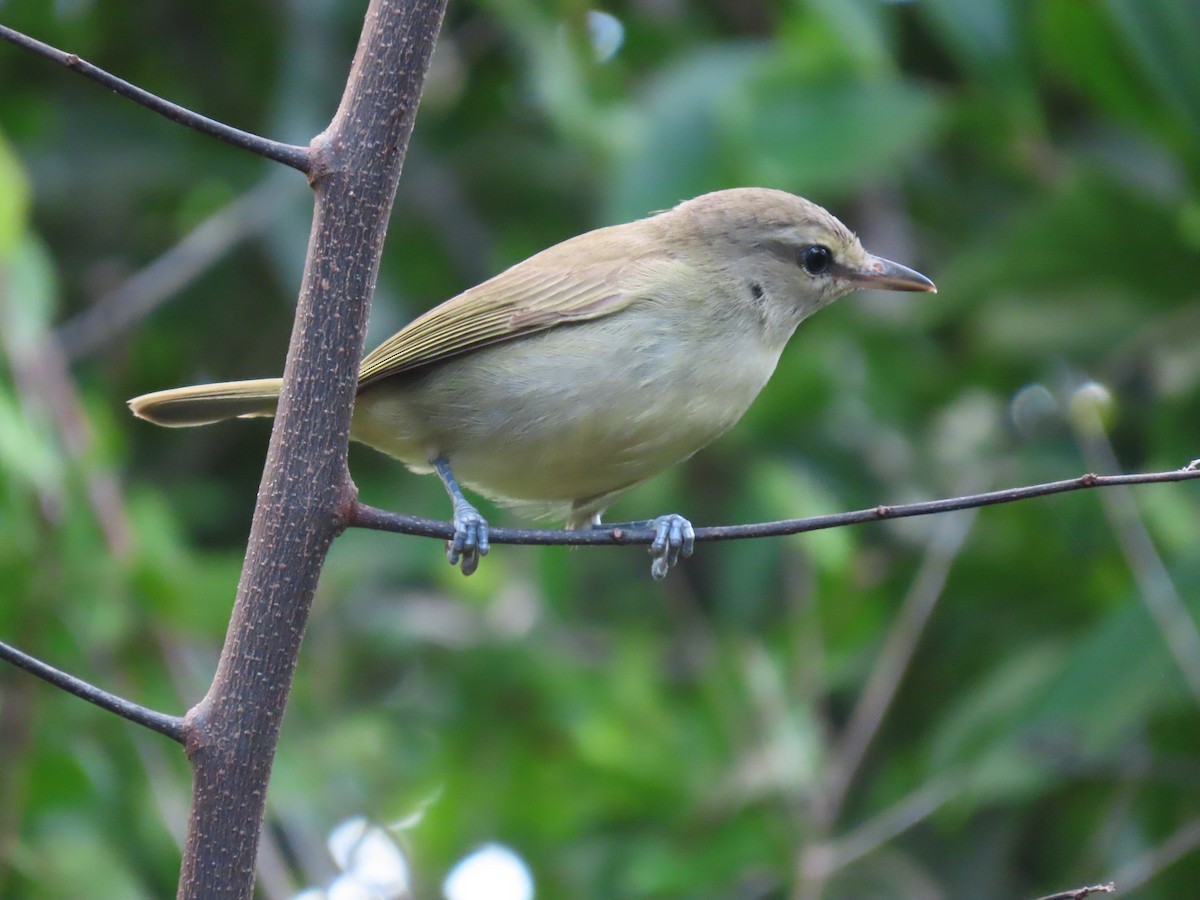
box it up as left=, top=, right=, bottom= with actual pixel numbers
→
left=128, top=378, right=284, bottom=427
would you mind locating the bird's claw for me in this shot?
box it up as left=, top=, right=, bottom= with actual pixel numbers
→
left=447, top=501, right=489, bottom=576
left=648, top=513, right=695, bottom=581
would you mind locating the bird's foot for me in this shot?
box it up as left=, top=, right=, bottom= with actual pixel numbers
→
left=589, top=513, right=695, bottom=580
left=447, top=499, right=489, bottom=576
left=648, top=513, right=695, bottom=581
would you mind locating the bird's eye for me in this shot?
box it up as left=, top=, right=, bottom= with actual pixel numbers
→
left=799, top=244, right=832, bottom=275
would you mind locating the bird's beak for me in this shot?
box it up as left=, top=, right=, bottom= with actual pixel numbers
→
left=848, top=255, right=937, bottom=293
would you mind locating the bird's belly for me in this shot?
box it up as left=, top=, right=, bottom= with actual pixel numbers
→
left=351, top=315, right=782, bottom=510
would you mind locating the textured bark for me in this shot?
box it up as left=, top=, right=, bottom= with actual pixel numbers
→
left=176, top=1, right=447, bottom=896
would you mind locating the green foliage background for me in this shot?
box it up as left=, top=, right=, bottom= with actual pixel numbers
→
left=1, top=0, right=1199, bottom=897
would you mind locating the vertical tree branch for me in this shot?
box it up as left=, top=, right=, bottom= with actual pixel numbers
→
left=176, top=1, right=447, bottom=897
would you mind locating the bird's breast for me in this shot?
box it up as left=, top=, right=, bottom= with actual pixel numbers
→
left=351, top=301, right=785, bottom=510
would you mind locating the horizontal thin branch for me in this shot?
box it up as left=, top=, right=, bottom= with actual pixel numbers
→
left=0, top=637, right=184, bottom=743
left=350, top=464, right=1200, bottom=546
left=0, top=23, right=310, bottom=172
left=1031, top=884, right=1114, bottom=900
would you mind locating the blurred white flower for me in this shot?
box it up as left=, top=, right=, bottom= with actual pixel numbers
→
left=327, top=875, right=382, bottom=900
left=293, top=817, right=411, bottom=900
left=1068, top=380, right=1116, bottom=434
left=443, top=843, right=534, bottom=900
left=1011, top=382, right=1058, bottom=437
left=586, top=10, right=625, bottom=62
left=329, top=817, right=411, bottom=898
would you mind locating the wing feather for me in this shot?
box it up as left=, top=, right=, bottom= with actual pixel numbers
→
left=357, top=249, right=664, bottom=388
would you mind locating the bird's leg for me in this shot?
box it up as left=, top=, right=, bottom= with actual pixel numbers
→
left=431, top=455, right=489, bottom=576
left=588, top=512, right=695, bottom=581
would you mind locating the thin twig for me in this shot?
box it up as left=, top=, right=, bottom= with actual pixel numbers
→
left=0, top=638, right=184, bottom=743
left=1106, top=814, right=1200, bottom=893
left=796, top=777, right=958, bottom=898
left=1030, top=884, right=1114, bottom=900
left=819, top=498, right=979, bottom=827
left=825, top=778, right=958, bottom=873
left=1071, top=408, right=1200, bottom=708
left=350, top=465, right=1200, bottom=547
left=58, top=175, right=302, bottom=360
left=0, top=270, right=132, bottom=554
left=0, top=23, right=310, bottom=172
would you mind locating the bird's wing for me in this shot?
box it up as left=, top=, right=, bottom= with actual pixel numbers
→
left=357, top=249, right=669, bottom=388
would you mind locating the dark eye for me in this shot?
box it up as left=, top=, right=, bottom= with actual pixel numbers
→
left=799, top=244, right=832, bottom=276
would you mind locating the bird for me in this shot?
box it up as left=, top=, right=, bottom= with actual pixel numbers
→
left=129, top=188, right=935, bottom=580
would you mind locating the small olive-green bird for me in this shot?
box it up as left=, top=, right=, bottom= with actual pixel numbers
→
left=130, top=188, right=934, bottom=579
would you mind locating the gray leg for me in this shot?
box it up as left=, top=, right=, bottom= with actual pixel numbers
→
left=431, top=455, right=489, bottom=576
left=591, top=513, right=695, bottom=581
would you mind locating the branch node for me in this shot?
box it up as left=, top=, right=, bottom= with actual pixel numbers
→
left=334, top=481, right=361, bottom=535
left=306, top=134, right=336, bottom=186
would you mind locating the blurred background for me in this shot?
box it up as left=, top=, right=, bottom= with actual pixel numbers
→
left=1, top=0, right=1199, bottom=897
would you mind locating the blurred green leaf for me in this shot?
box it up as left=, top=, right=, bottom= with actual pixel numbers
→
left=921, top=0, right=1024, bottom=74
left=0, top=132, right=30, bottom=259
left=608, top=43, right=765, bottom=221
left=1102, top=0, right=1200, bottom=135
left=732, top=75, right=943, bottom=195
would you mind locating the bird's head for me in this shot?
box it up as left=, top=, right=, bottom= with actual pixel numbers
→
left=666, top=188, right=935, bottom=332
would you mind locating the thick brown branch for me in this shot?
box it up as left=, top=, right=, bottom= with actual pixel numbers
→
left=349, top=464, right=1200, bottom=546
left=0, top=638, right=184, bottom=743
left=0, top=23, right=310, bottom=172
left=175, top=1, right=448, bottom=897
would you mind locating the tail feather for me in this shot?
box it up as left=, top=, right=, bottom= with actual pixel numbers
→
left=128, top=378, right=283, bottom=427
